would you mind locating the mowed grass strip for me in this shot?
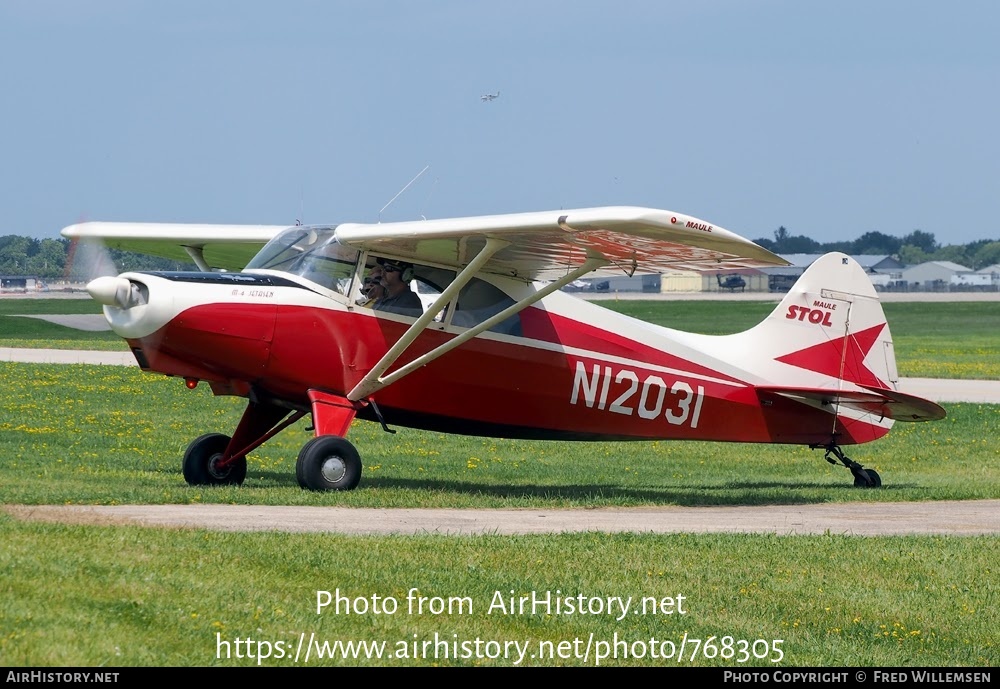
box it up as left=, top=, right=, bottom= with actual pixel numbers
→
left=2, top=298, right=997, bottom=379
left=0, top=297, right=102, bottom=316
left=0, top=517, right=994, bottom=667
left=0, top=317, right=125, bottom=350
left=0, top=297, right=124, bottom=350
left=1, top=362, right=997, bottom=506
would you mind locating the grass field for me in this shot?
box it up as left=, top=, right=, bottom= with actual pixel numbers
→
left=0, top=299, right=996, bottom=667
left=1, top=519, right=994, bottom=666
left=1, top=363, right=998, bottom=506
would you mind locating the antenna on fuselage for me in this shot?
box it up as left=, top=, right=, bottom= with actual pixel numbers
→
left=419, top=177, right=439, bottom=220
left=379, top=165, right=430, bottom=223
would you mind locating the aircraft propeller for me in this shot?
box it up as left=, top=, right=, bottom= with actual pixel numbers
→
left=63, top=224, right=135, bottom=307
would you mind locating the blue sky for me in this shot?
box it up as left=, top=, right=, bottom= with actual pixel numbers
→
left=2, top=1, right=997, bottom=245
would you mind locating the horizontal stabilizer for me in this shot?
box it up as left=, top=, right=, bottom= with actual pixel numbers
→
left=756, top=386, right=946, bottom=422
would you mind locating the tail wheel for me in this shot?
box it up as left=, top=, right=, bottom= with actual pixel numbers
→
left=814, top=442, right=884, bottom=489
left=182, top=433, right=247, bottom=486
left=296, top=435, right=362, bottom=491
left=852, top=467, right=882, bottom=488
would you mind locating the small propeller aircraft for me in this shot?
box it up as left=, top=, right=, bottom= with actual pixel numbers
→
left=480, top=91, right=500, bottom=102
left=63, top=206, right=945, bottom=491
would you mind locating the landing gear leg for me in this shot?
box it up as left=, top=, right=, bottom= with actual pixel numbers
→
left=814, top=443, right=882, bottom=488
left=295, top=390, right=363, bottom=491
left=182, top=400, right=305, bottom=487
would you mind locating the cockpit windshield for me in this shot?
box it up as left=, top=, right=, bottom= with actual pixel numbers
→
left=245, top=226, right=359, bottom=296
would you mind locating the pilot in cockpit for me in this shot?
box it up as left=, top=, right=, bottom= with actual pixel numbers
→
left=357, top=264, right=386, bottom=307
left=373, top=259, right=423, bottom=316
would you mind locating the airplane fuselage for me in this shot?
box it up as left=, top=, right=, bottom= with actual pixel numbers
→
left=109, top=270, right=890, bottom=447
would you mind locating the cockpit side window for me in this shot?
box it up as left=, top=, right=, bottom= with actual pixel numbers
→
left=451, top=278, right=522, bottom=336
left=358, top=258, right=454, bottom=320
left=296, top=250, right=357, bottom=295
left=355, top=256, right=521, bottom=335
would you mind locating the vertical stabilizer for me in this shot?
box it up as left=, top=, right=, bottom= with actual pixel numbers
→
left=745, top=253, right=897, bottom=390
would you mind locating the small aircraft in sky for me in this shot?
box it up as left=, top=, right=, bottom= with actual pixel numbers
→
left=480, top=91, right=500, bottom=102
left=63, top=206, right=944, bottom=491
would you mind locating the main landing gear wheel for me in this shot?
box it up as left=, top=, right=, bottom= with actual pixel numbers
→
left=296, top=435, right=362, bottom=491
left=815, top=442, right=883, bottom=489
left=182, top=433, right=247, bottom=486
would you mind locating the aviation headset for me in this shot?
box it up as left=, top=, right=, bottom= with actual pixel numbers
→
left=380, top=259, right=414, bottom=283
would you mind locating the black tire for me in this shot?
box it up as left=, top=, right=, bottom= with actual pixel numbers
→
left=296, top=436, right=362, bottom=491
left=853, top=467, right=882, bottom=488
left=182, top=433, right=247, bottom=486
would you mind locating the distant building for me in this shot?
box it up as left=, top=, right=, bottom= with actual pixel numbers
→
left=761, top=254, right=905, bottom=292
left=659, top=270, right=702, bottom=292
left=778, top=254, right=903, bottom=274
left=978, top=265, right=1000, bottom=290
left=901, top=261, right=974, bottom=291
left=0, top=275, right=41, bottom=292
left=575, top=274, right=661, bottom=293
left=571, top=253, right=923, bottom=294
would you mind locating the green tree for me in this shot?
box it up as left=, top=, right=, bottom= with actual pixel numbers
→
left=971, top=241, right=1000, bottom=270
left=0, top=235, right=32, bottom=274
left=851, top=231, right=901, bottom=255
left=26, top=239, right=67, bottom=278
left=899, top=245, right=931, bottom=265
left=930, top=245, right=971, bottom=267
left=760, top=226, right=821, bottom=254
left=901, top=230, right=937, bottom=254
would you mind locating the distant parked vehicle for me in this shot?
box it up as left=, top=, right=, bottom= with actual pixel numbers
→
left=716, top=273, right=746, bottom=292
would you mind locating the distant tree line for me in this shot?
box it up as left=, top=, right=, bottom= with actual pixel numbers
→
left=0, top=236, right=193, bottom=279
left=753, top=227, right=1000, bottom=270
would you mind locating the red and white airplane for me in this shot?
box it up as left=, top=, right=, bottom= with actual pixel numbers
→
left=63, top=206, right=945, bottom=491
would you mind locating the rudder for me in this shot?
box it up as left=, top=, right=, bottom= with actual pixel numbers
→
left=746, top=253, right=897, bottom=390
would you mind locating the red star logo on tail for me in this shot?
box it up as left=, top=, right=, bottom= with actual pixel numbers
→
left=775, top=323, right=889, bottom=389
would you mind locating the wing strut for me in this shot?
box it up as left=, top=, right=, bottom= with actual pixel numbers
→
left=347, top=250, right=607, bottom=401
left=183, top=245, right=212, bottom=272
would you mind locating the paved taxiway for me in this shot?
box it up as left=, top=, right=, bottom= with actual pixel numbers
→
left=5, top=501, right=999, bottom=536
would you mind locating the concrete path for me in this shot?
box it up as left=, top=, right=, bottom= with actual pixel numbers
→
left=0, top=347, right=136, bottom=366
left=8, top=314, right=111, bottom=331
left=899, top=378, right=1000, bottom=404
left=6, top=500, right=998, bottom=536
